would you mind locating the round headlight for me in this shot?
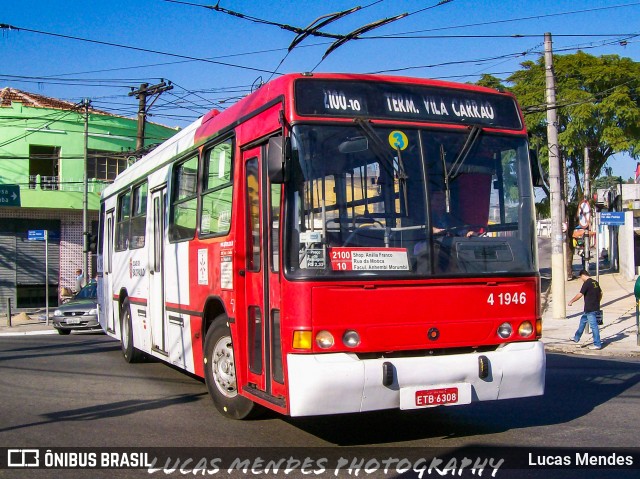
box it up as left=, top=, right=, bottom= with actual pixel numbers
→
left=497, top=322, right=513, bottom=339
left=518, top=321, right=533, bottom=337
left=315, top=330, right=335, bottom=349
left=342, top=330, right=361, bottom=348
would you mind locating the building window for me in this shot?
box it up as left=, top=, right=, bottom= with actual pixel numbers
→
left=29, top=145, right=60, bottom=190
left=87, top=150, right=129, bottom=181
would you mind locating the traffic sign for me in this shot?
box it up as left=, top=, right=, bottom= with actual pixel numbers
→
left=578, top=200, right=591, bottom=228
left=0, top=184, right=20, bottom=207
left=27, top=230, right=60, bottom=241
left=28, top=230, right=46, bottom=241
left=600, top=211, right=625, bottom=226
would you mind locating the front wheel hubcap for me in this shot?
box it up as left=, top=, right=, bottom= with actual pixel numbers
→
left=212, top=335, right=237, bottom=398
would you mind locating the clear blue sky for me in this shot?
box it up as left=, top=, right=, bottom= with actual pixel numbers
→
left=2, top=0, right=640, bottom=178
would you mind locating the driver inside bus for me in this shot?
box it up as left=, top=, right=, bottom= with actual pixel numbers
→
left=413, top=191, right=477, bottom=258
left=431, top=209, right=477, bottom=237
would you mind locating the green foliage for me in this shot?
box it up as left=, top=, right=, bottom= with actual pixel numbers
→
left=484, top=51, right=640, bottom=207
left=535, top=196, right=550, bottom=218
left=475, top=74, right=508, bottom=92
left=593, top=175, right=623, bottom=190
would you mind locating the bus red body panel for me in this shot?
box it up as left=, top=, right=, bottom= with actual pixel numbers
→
left=98, top=72, right=544, bottom=418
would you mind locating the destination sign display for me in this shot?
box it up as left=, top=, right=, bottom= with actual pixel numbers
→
left=295, top=79, right=522, bottom=130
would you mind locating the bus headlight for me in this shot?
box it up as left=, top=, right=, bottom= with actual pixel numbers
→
left=315, top=330, right=334, bottom=349
left=342, top=330, right=361, bottom=348
left=518, top=321, right=533, bottom=337
left=497, top=322, right=512, bottom=339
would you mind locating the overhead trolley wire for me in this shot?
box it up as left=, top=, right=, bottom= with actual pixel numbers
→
left=0, top=23, right=283, bottom=76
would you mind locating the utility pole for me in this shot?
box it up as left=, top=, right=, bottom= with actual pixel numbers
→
left=545, top=32, right=566, bottom=320
left=82, top=98, right=90, bottom=284
left=584, top=147, right=591, bottom=268
left=128, top=80, right=173, bottom=152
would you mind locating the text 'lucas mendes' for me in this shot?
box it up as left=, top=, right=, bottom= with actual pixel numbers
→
left=528, top=452, right=634, bottom=467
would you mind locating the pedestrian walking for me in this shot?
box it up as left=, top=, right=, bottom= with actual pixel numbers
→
left=568, top=269, right=603, bottom=350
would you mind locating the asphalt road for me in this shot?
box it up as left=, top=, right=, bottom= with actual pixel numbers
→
left=1, top=334, right=639, bottom=478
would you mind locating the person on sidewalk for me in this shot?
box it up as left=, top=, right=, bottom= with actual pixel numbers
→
left=568, top=269, right=603, bottom=350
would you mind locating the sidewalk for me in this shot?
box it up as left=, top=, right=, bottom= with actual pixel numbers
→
left=0, top=310, right=58, bottom=336
left=541, top=263, right=640, bottom=358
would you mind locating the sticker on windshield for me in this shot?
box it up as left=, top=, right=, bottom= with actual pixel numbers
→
left=306, top=248, right=326, bottom=269
left=329, top=247, right=409, bottom=271
left=388, top=130, right=408, bottom=151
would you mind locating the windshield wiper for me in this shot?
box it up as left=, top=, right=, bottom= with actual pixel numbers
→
left=353, top=118, right=408, bottom=212
left=448, top=125, right=481, bottom=179
left=442, top=125, right=481, bottom=213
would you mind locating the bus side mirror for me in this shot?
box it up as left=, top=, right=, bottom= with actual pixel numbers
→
left=529, top=149, right=547, bottom=188
left=268, top=136, right=287, bottom=184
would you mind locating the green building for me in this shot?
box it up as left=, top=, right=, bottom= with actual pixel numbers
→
left=0, top=87, right=178, bottom=308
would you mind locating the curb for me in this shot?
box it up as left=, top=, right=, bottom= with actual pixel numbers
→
left=543, top=343, right=640, bottom=358
left=0, top=330, right=58, bottom=337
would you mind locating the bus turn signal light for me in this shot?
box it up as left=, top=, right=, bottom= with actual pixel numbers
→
left=293, top=330, right=312, bottom=350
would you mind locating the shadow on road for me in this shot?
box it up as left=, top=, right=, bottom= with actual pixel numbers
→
left=284, top=353, right=640, bottom=446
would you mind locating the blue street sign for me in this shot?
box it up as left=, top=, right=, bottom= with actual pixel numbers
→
left=27, top=230, right=60, bottom=241
left=600, top=211, right=625, bottom=226
left=28, top=230, right=46, bottom=241
left=0, top=184, right=20, bottom=207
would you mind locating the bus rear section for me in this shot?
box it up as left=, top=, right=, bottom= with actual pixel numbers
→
left=98, top=73, right=545, bottom=419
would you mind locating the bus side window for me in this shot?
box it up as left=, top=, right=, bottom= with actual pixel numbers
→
left=130, top=181, right=148, bottom=249
left=115, top=190, right=131, bottom=251
left=169, top=156, right=198, bottom=242
left=200, top=140, right=233, bottom=237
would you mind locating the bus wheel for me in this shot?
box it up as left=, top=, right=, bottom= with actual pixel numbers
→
left=120, top=298, right=143, bottom=363
left=204, top=317, right=258, bottom=419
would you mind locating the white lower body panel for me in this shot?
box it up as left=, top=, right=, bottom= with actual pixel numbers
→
left=287, top=341, right=545, bottom=416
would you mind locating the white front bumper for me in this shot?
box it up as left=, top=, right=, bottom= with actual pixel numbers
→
left=287, top=341, right=545, bottom=416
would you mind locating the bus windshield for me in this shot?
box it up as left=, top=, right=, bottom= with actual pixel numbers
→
left=285, top=124, right=536, bottom=278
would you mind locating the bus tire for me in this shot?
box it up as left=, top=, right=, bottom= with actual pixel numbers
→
left=204, top=317, right=259, bottom=419
left=120, top=298, right=143, bottom=363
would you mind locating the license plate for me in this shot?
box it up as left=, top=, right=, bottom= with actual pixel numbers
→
left=400, top=383, right=472, bottom=409
left=66, top=317, right=81, bottom=324
left=415, top=387, right=459, bottom=407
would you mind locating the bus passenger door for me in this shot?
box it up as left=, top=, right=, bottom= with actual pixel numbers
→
left=242, top=144, right=283, bottom=405
left=149, top=187, right=167, bottom=353
left=104, top=209, right=116, bottom=333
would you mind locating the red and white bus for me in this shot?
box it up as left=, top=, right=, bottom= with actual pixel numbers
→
left=97, top=73, right=545, bottom=419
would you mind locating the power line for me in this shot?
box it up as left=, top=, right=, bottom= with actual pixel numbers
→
left=372, top=1, right=640, bottom=37
left=0, top=24, right=283, bottom=76
left=0, top=107, right=81, bottom=149
left=367, top=50, right=533, bottom=75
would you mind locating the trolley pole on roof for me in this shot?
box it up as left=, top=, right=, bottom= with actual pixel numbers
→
left=545, top=32, right=566, bottom=320
left=129, top=80, right=173, bottom=153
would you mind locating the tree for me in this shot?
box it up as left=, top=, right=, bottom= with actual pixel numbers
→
left=478, top=52, right=640, bottom=277
left=507, top=51, right=640, bottom=203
